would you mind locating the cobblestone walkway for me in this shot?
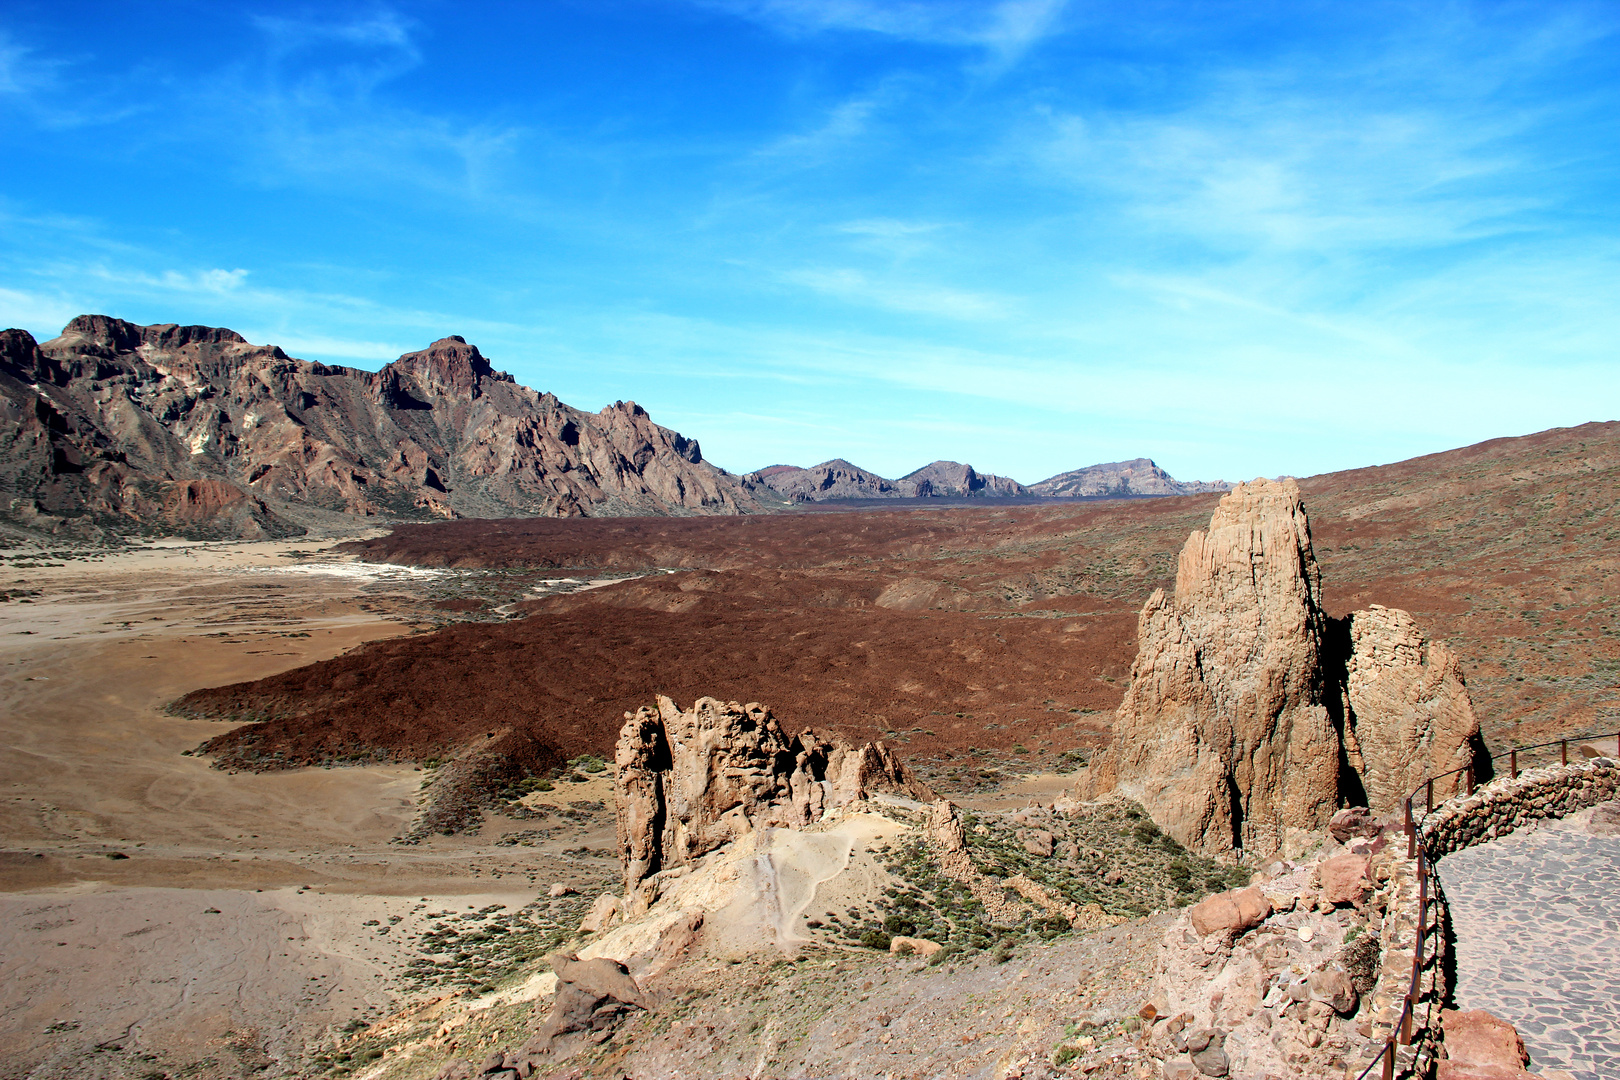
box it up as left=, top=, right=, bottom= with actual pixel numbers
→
left=1436, top=806, right=1620, bottom=1080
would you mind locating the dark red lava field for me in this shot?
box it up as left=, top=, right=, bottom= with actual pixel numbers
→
left=178, top=422, right=1620, bottom=789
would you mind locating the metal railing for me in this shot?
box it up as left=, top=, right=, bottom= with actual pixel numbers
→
left=1353, top=729, right=1620, bottom=1080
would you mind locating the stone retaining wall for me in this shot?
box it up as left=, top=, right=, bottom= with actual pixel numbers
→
left=1420, top=758, right=1619, bottom=859
left=1363, top=847, right=1445, bottom=1079
left=1360, top=757, right=1620, bottom=1079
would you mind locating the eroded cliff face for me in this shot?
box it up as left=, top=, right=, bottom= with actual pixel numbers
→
left=1087, top=479, right=1485, bottom=857
left=1089, top=479, right=1341, bottom=857
left=614, top=695, right=931, bottom=894
left=0, top=316, right=772, bottom=538
left=1339, top=604, right=1484, bottom=812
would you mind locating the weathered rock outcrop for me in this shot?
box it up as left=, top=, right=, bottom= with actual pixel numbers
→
left=1087, top=479, right=1485, bottom=856
left=0, top=316, right=774, bottom=538
left=1339, top=604, right=1484, bottom=812
left=1089, top=478, right=1342, bottom=856
left=614, top=695, right=931, bottom=893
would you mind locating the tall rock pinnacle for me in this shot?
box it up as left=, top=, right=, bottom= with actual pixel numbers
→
left=1088, top=478, right=1341, bottom=857
left=1085, top=478, right=1489, bottom=858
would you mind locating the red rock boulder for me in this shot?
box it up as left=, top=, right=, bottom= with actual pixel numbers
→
left=1437, top=1009, right=1543, bottom=1080
left=1189, top=886, right=1272, bottom=937
left=1318, top=853, right=1372, bottom=907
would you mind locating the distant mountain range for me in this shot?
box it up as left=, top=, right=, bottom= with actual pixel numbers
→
left=746, top=457, right=1228, bottom=503
left=0, top=316, right=1229, bottom=539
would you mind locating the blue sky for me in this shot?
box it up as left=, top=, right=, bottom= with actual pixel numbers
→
left=1, top=1, right=1617, bottom=484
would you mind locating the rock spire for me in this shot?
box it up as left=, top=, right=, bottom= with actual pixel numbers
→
left=1087, top=479, right=1485, bottom=857
left=1088, top=478, right=1341, bottom=856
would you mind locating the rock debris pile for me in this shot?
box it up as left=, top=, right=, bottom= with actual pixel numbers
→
left=1140, top=809, right=1397, bottom=1078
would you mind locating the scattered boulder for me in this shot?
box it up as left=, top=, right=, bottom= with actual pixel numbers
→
left=1316, top=853, right=1372, bottom=907
left=548, top=882, right=577, bottom=898
left=1307, top=965, right=1358, bottom=1015
left=888, top=935, right=943, bottom=958
left=1438, top=1009, right=1542, bottom=1079
left=615, top=695, right=933, bottom=893
left=1021, top=829, right=1055, bottom=857
left=1589, top=800, right=1620, bottom=837
left=1327, top=806, right=1379, bottom=843
left=524, top=952, right=650, bottom=1057
left=1188, top=886, right=1271, bottom=938
left=1184, top=1028, right=1230, bottom=1076
left=578, top=893, right=620, bottom=933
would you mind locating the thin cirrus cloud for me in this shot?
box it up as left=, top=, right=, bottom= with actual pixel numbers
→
left=781, top=267, right=1008, bottom=320
left=700, top=0, right=1071, bottom=66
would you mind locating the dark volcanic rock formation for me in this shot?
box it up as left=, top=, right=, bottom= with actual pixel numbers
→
left=1029, top=457, right=1230, bottom=498
left=0, top=316, right=772, bottom=538
left=615, top=695, right=932, bottom=893
left=1087, top=479, right=1485, bottom=856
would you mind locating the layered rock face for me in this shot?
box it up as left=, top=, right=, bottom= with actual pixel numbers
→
left=615, top=695, right=931, bottom=893
left=0, top=316, right=771, bottom=538
left=1339, top=605, right=1484, bottom=811
left=1089, top=479, right=1485, bottom=856
left=1090, top=479, right=1341, bottom=856
left=1028, top=457, right=1230, bottom=498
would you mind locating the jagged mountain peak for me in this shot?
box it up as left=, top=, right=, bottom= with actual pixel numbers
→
left=0, top=316, right=772, bottom=540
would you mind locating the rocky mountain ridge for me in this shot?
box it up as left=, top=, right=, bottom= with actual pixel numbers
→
left=1029, top=457, right=1231, bottom=498
left=0, top=315, right=775, bottom=538
left=747, top=455, right=1226, bottom=504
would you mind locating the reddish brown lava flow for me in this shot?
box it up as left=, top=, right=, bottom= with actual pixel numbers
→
left=180, top=421, right=1620, bottom=777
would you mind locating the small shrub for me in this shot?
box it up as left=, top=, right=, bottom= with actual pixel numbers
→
left=859, top=929, right=892, bottom=950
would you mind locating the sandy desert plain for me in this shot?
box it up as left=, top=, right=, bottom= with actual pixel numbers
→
left=2, top=422, right=1618, bottom=1080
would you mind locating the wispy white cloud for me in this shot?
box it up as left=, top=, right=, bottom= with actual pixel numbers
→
left=238, top=332, right=411, bottom=364
left=0, top=287, right=80, bottom=337
left=221, top=12, right=528, bottom=202
left=702, top=0, right=1070, bottom=69
left=834, top=218, right=948, bottom=259
left=782, top=267, right=1008, bottom=319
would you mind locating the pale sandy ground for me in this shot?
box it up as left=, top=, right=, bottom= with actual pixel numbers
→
left=0, top=540, right=566, bottom=1079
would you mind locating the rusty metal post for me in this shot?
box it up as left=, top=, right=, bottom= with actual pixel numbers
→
left=1562, top=740, right=1568, bottom=766
left=1426, top=777, right=1434, bottom=812
left=1381, top=1040, right=1396, bottom=1080
left=1405, top=797, right=1415, bottom=858
left=1466, top=765, right=1474, bottom=796
left=1399, top=995, right=1413, bottom=1044
left=1511, top=749, right=1518, bottom=779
